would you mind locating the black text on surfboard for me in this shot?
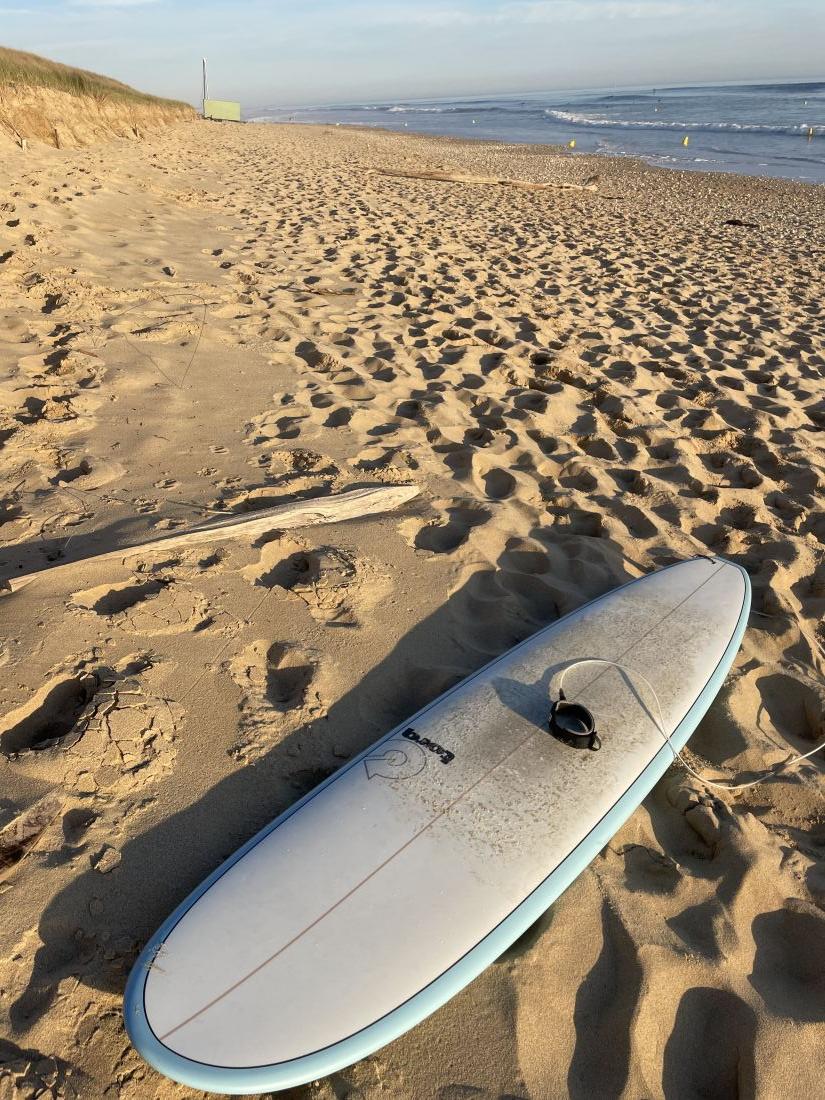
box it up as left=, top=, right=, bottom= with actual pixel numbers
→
left=363, top=728, right=456, bottom=780
left=402, top=727, right=455, bottom=765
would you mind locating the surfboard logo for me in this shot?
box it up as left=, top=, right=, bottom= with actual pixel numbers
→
left=364, top=739, right=426, bottom=781
left=364, top=728, right=455, bottom=780
left=401, top=727, right=455, bottom=765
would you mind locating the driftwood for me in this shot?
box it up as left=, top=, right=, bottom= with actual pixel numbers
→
left=376, top=167, right=597, bottom=192
left=0, top=792, right=63, bottom=876
left=4, top=484, right=419, bottom=594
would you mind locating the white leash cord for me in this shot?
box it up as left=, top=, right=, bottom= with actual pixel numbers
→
left=556, top=658, right=825, bottom=792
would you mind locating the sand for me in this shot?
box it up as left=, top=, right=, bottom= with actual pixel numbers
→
left=0, top=84, right=194, bottom=151
left=0, top=119, right=823, bottom=1099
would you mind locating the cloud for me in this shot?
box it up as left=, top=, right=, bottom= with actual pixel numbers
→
left=502, top=1, right=698, bottom=20
left=69, top=0, right=161, bottom=7
left=344, top=4, right=470, bottom=27
left=357, top=0, right=701, bottom=28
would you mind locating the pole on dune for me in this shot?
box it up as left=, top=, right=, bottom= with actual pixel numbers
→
left=202, top=57, right=208, bottom=118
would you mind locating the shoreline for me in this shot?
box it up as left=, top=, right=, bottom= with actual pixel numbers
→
left=249, top=117, right=825, bottom=193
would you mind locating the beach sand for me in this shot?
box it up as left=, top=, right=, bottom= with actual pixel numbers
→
left=0, top=119, right=823, bottom=1099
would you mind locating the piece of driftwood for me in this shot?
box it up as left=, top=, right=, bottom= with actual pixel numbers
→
left=4, top=484, right=419, bottom=594
left=376, top=167, right=597, bottom=192
left=0, top=793, right=63, bottom=875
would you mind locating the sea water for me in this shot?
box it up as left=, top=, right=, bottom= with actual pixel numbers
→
left=251, top=81, right=825, bottom=184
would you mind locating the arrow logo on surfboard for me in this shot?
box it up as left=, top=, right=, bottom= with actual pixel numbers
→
left=364, top=740, right=427, bottom=781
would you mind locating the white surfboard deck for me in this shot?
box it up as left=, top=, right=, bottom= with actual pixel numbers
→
left=125, top=555, right=750, bottom=1094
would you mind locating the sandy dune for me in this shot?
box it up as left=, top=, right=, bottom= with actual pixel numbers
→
left=0, top=120, right=823, bottom=1099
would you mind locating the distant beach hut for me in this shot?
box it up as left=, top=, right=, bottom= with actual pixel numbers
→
left=204, top=99, right=242, bottom=122
left=201, top=58, right=241, bottom=122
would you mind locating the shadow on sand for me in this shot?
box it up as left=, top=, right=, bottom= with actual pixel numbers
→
left=12, top=526, right=718, bottom=1094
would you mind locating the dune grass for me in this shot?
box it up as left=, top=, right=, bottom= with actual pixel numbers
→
left=0, top=45, right=191, bottom=110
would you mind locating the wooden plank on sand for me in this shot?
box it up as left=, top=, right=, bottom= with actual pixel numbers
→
left=376, top=167, right=597, bottom=192
left=4, top=484, right=419, bottom=594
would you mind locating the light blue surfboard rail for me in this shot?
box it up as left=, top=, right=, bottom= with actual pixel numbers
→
left=124, top=556, right=751, bottom=1094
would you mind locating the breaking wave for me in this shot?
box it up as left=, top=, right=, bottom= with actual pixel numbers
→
left=545, top=109, right=825, bottom=136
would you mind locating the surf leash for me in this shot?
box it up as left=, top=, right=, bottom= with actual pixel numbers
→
left=553, top=657, right=825, bottom=792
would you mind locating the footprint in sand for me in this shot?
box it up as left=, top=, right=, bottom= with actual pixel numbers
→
left=353, top=444, right=417, bottom=476
left=304, top=387, right=334, bottom=410
left=0, top=656, right=183, bottom=792
left=49, top=455, right=125, bottom=490
left=461, top=425, right=495, bottom=448
left=446, top=568, right=552, bottom=658
left=0, top=672, right=98, bottom=757
left=526, top=429, right=559, bottom=456
left=662, top=989, right=758, bottom=1096
left=547, top=504, right=606, bottom=539
left=227, top=639, right=322, bottom=761
left=244, top=537, right=389, bottom=625
left=0, top=1040, right=77, bottom=1098
left=244, top=409, right=309, bottom=445
left=559, top=459, right=599, bottom=492
left=499, top=536, right=552, bottom=575
left=404, top=503, right=491, bottom=554
left=293, top=341, right=345, bottom=373
left=266, top=447, right=338, bottom=477
left=471, top=458, right=517, bottom=501
left=324, top=406, right=353, bottom=428
left=615, top=468, right=652, bottom=496
left=512, top=390, right=548, bottom=415
left=70, top=579, right=212, bottom=636
left=17, top=348, right=105, bottom=390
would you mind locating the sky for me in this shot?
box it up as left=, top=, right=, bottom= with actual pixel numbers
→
left=2, top=0, right=824, bottom=108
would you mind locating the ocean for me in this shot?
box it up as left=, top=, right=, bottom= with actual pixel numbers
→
left=250, top=81, right=825, bottom=184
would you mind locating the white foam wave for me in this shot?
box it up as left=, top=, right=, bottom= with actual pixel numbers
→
left=545, top=109, right=824, bottom=136
left=387, top=105, right=445, bottom=113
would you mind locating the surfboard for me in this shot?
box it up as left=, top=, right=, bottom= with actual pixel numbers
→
left=124, top=555, right=750, bottom=1094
